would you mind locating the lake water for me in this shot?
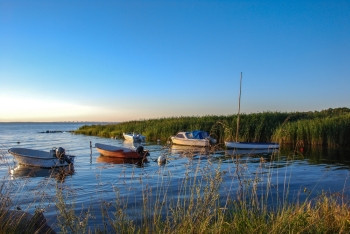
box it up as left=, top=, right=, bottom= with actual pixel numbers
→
left=0, top=122, right=349, bottom=231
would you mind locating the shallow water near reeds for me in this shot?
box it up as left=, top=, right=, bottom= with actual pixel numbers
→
left=0, top=122, right=350, bottom=231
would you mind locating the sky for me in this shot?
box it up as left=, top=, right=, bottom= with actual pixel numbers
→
left=0, top=0, right=349, bottom=122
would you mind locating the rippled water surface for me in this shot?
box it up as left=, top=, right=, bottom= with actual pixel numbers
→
left=0, top=123, right=349, bottom=231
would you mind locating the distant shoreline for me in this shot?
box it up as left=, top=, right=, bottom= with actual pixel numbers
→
left=0, top=121, right=117, bottom=124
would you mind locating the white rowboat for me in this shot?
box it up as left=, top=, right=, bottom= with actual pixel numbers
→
left=8, top=147, right=75, bottom=168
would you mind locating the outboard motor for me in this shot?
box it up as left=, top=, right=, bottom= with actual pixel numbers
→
left=136, top=146, right=149, bottom=157
left=56, top=147, right=66, bottom=160
left=55, top=147, right=73, bottom=164
left=136, top=146, right=144, bottom=155
left=64, top=155, right=72, bottom=164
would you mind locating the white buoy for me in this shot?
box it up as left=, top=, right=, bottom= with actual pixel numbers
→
left=157, top=155, right=166, bottom=165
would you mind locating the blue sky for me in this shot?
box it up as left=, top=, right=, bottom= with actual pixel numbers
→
left=0, top=0, right=349, bottom=122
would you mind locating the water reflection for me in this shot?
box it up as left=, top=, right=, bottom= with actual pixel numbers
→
left=170, top=145, right=210, bottom=156
left=280, top=147, right=350, bottom=168
left=96, top=155, right=148, bottom=167
left=225, top=148, right=279, bottom=156
left=10, top=164, right=74, bottom=182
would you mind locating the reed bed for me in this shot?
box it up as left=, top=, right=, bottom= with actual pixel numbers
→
left=273, top=113, right=350, bottom=148
left=75, top=108, right=350, bottom=148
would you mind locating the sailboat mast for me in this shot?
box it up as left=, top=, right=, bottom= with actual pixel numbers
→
left=235, top=72, right=242, bottom=142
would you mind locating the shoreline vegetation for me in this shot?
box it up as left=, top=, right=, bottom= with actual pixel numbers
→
left=75, top=107, right=350, bottom=148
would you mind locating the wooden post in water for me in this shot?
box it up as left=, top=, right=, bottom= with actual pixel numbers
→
left=235, top=72, right=242, bottom=142
left=90, top=141, right=92, bottom=164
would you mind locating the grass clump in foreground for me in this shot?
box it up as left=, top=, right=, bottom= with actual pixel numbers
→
left=224, top=193, right=350, bottom=233
left=75, top=107, right=350, bottom=148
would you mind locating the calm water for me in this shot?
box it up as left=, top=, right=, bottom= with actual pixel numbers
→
left=0, top=123, right=350, bottom=231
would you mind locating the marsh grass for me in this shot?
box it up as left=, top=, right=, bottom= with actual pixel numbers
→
left=55, top=182, right=91, bottom=233
left=75, top=108, right=350, bottom=148
left=220, top=191, right=350, bottom=233
left=273, top=113, right=350, bottom=148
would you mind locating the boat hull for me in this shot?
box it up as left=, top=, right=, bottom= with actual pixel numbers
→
left=95, top=143, right=147, bottom=159
left=8, top=148, right=74, bottom=168
left=225, top=141, right=280, bottom=149
left=171, top=137, right=210, bottom=147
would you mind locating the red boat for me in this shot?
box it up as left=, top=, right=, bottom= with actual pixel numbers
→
left=95, top=143, right=149, bottom=159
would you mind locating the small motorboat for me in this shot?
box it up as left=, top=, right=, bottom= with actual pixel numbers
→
left=8, top=147, right=75, bottom=168
left=224, top=141, right=280, bottom=149
left=95, top=143, right=149, bottom=159
left=170, top=130, right=216, bottom=147
left=123, top=132, right=146, bottom=142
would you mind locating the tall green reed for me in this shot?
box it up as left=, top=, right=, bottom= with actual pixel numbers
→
left=273, top=113, right=350, bottom=147
left=75, top=108, right=350, bottom=148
